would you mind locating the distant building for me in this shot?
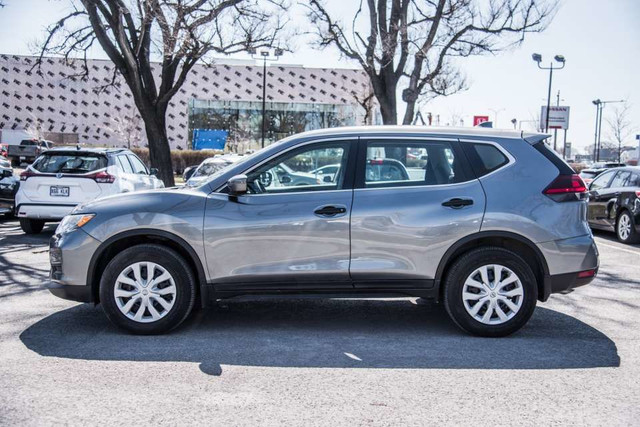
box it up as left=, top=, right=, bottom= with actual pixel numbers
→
left=0, top=54, right=378, bottom=150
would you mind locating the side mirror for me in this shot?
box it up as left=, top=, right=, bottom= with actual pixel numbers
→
left=280, top=175, right=292, bottom=184
left=323, top=175, right=333, bottom=183
left=149, top=168, right=158, bottom=176
left=227, top=174, right=247, bottom=195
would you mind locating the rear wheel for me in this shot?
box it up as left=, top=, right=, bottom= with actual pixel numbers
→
left=19, top=218, right=45, bottom=234
left=99, top=244, right=196, bottom=334
left=616, top=211, right=640, bottom=244
left=443, top=247, right=537, bottom=337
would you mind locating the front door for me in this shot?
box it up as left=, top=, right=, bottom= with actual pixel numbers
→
left=203, top=140, right=356, bottom=290
left=587, top=169, right=618, bottom=229
left=349, top=138, right=486, bottom=288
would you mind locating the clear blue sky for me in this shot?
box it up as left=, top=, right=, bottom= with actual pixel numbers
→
left=0, top=0, right=638, bottom=153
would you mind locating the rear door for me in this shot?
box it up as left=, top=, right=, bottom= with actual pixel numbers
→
left=127, top=154, right=153, bottom=190
left=349, top=137, right=485, bottom=288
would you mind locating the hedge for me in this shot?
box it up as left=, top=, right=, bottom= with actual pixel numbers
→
left=130, top=148, right=223, bottom=174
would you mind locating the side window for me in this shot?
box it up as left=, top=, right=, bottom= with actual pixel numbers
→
left=463, top=143, right=509, bottom=177
left=117, top=155, right=134, bottom=173
left=245, top=142, right=350, bottom=194
left=610, top=171, right=630, bottom=188
left=628, top=173, right=640, bottom=187
left=589, top=170, right=615, bottom=191
left=128, top=155, right=148, bottom=174
left=363, top=140, right=463, bottom=188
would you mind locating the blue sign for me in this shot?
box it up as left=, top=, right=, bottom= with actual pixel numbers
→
left=192, top=129, right=228, bottom=150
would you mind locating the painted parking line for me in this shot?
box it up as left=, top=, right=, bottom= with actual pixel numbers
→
left=596, top=240, right=640, bottom=256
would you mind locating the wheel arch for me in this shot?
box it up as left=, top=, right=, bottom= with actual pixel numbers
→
left=434, top=231, right=550, bottom=302
left=87, top=229, right=207, bottom=304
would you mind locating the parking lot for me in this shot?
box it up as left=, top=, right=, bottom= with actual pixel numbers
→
left=0, top=218, right=639, bottom=425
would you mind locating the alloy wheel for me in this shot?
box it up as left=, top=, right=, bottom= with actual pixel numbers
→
left=618, top=214, right=631, bottom=241
left=462, top=264, right=524, bottom=325
left=114, top=262, right=177, bottom=323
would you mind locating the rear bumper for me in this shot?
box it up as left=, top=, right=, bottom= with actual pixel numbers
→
left=537, top=234, right=599, bottom=301
left=17, top=203, right=76, bottom=220
left=0, top=197, right=13, bottom=214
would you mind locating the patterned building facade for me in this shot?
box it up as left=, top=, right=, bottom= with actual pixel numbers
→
left=0, top=54, right=377, bottom=149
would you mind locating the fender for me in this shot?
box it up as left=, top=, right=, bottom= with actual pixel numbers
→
left=86, top=228, right=207, bottom=296
left=433, top=230, right=550, bottom=288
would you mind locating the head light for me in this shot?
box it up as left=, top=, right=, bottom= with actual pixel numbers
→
left=56, top=214, right=95, bottom=234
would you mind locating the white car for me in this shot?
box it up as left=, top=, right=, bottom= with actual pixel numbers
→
left=16, top=147, right=164, bottom=234
left=186, top=154, right=245, bottom=187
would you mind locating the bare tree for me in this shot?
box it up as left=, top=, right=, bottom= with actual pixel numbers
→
left=107, top=108, right=145, bottom=149
left=306, top=0, right=556, bottom=125
left=606, top=101, right=636, bottom=163
left=37, top=0, right=287, bottom=186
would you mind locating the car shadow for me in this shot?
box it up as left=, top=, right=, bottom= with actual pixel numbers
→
left=20, top=298, right=619, bottom=375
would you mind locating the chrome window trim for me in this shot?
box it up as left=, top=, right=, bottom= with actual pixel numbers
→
left=214, top=136, right=358, bottom=194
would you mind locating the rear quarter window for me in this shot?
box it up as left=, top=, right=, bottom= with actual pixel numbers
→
left=462, top=142, right=509, bottom=177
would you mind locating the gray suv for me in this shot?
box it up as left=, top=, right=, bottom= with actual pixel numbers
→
left=49, top=127, right=599, bottom=336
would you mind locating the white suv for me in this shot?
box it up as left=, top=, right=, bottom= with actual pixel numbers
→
left=16, top=147, right=164, bottom=233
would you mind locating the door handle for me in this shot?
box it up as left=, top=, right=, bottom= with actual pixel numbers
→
left=442, top=198, right=473, bottom=209
left=314, top=205, right=347, bottom=217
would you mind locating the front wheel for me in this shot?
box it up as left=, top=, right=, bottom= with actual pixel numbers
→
left=443, top=247, right=538, bottom=337
left=616, top=211, right=640, bottom=244
left=20, top=218, right=45, bottom=234
left=99, top=244, right=196, bottom=334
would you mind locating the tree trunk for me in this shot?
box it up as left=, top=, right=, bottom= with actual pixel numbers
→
left=140, top=106, right=175, bottom=187
left=402, top=98, right=417, bottom=125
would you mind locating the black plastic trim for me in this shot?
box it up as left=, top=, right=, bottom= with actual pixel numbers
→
left=86, top=229, right=208, bottom=299
left=48, top=281, right=93, bottom=303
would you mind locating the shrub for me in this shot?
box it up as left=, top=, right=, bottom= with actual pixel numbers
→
left=130, top=148, right=223, bottom=174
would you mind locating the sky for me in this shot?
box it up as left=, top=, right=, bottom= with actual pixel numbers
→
left=0, top=0, right=638, bottom=154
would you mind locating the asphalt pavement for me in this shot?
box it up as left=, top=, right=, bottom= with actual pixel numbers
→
left=0, top=218, right=639, bottom=425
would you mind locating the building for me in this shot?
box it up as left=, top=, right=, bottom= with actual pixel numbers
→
left=0, top=54, right=378, bottom=150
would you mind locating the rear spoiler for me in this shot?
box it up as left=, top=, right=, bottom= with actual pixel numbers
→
left=522, top=133, right=550, bottom=145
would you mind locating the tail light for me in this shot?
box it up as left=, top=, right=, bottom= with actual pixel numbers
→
left=90, top=171, right=116, bottom=183
left=369, top=159, right=384, bottom=165
left=20, top=170, right=37, bottom=181
left=543, top=174, right=587, bottom=202
left=577, top=269, right=596, bottom=279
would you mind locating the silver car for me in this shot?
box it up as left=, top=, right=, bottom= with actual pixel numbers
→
left=49, top=126, right=599, bottom=336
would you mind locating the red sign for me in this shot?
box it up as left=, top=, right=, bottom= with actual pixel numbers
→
left=473, top=115, right=489, bottom=126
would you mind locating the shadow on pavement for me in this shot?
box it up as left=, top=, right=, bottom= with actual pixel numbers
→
left=20, top=298, right=620, bottom=374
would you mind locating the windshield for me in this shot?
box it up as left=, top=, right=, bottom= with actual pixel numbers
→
left=192, top=161, right=232, bottom=178
left=32, top=153, right=107, bottom=174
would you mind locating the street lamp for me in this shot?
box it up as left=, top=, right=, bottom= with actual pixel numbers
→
left=489, top=107, right=505, bottom=128
left=532, top=53, right=566, bottom=133
left=591, top=98, right=624, bottom=162
left=249, top=47, right=283, bottom=148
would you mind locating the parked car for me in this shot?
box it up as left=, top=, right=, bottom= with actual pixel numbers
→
left=0, top=144, right=8, bottom=158
left=0, top=154, right=10, bottom=169
left=587, top=166, right=640, bottom=243
left=7, top=139, right=54, bottom=167
left=15, top=147, right=164, bottom=234
left=0, top=162, right=18, bottom=217
left=48, top=127, right=598, bottom=337
left=182, top=165, right=198, bottom=182
left=186, top=154, right=244, bottom=187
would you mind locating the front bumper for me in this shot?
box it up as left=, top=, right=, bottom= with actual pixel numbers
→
left=47, top=282, right=93, bottom=303
left=49, top=229, right=102, bottom=302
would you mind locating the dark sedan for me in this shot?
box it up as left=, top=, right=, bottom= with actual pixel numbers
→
left=0, top=163, right=18, bottom=217
left=587, top=166, right=640, bottom=243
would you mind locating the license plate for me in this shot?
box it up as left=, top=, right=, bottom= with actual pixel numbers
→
left=50, top=186, right=69, bottom=197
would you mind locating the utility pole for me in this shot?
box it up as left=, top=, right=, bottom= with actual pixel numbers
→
left=249, top=47, right=283, bottom=148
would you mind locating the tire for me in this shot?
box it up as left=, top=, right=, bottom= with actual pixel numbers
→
left=443, top=246, right=538, bottom=337
left=20, top=218, right=45, bottom=234
left=99, top=244, right=196, bottom=335
left=616, top=210, right=640, bottom=244
left=10, top=159, right=19, bottom=167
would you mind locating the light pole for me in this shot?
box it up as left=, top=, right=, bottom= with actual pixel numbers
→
left=592, top=99, right=624, bottom=162
left=510, top=118, right=517, bottom=130
left=489, top=108, right=505, bottom=128
left=249, top=47, right=283, bottom=148
left=531, top=53, right=566, bottom=133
